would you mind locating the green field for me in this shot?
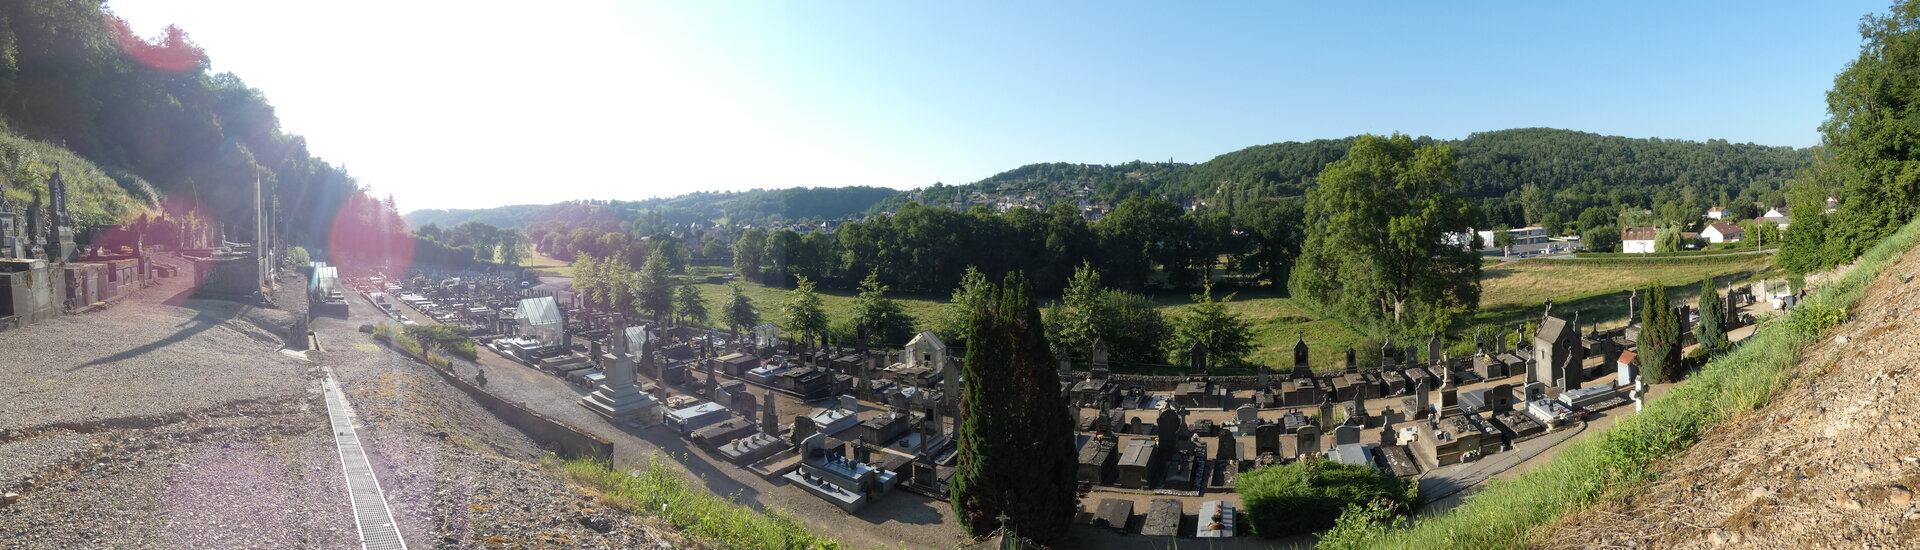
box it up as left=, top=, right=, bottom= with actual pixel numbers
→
left=604, top=254, right=1781, bottom=369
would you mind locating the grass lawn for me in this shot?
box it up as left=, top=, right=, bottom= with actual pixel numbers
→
left=549, top=254, right=1777, bottom=369
left=519, top=248, right=575, bottom=278
left=1473, top=255, right=1779, bottom=336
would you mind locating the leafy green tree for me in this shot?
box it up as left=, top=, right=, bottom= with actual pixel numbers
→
left=850, top=271, right=916, bottom=347
left=1292, top=134, right=1482, bottom=326
left=1232, top=197, right=1307, bottom=289
left=1654, top=225, right=1682, bottom=253
left=933, top=266, right=992, bottom=345
left=781, top=275, right=828, bottom=346
left=1239, top=457, right=1417, bottom=538
left=496, top=229, right=527, bottom=266
left=733, top=228, right=767, bottom=281
left=723, top=282, right=758, bottom=340
left=674, top=284, right=708, bottom=328
left=1493, top=224, right=1514, bottom=248
left=633, top=249, right=674, bottom=323
left=1695, top=277, right=1726, bottom=351
left=1054, top=262, right=1105, bottom=357
left=1638, top=283, right=1681, bottom=383
left=1169, top=284, right=1255, bottom=367
left=949, top=273, right=1077, bottom=541
left=1815, top=0, right=1920, bottom=265
left=1582, top=225, right=1620, bottom=253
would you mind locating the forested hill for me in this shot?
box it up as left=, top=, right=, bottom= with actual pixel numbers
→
left=0, top=0, right=364, bottom=246
left=403, top=186, right=899, bottom=230
left=879, top=128, right=1813, bottom=217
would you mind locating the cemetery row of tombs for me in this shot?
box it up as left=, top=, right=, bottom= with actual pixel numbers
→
left=360, top=268, right=1760, bottom=539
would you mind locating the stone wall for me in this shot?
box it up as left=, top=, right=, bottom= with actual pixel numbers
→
left=425, top=362, right=615, bottom=461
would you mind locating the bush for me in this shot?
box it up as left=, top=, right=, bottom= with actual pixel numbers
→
left=288, top=245, right=311, bottom=267
left=402, top=325, right=477, bottom=360
left=1785, top=302, right=1846, bottom=336
left=1238, top=457, right=1417, bottom=538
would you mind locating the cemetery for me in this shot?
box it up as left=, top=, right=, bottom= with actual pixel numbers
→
left=340, top=248, right=1786, bottom=542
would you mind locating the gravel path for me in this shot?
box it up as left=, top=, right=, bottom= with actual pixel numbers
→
left=0, top=257, right=677, bottom=549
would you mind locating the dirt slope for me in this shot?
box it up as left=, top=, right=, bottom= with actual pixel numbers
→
left=1535, top=244, right=1920, bottom=549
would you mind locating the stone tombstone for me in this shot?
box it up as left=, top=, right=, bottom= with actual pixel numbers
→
left=800, top=432, right=827, bottom=458
left=1486, top=383, right=1515, bottom=412
left=1413, top=377, right=1431, bottom=417
left=1257, top=364, right=1270, bottom=389
left=1294, top=425, right=1320, bottom=458
left=1428, top=335, right=1442, bottom=366
left=1405, top=346, right=1420, bottom=367
left=1627, top=288, right=1640, bottom=325
left=762, top=389, right=779, bottom=435
left=792, top=414, right=818, bottom=446
left=1216, top=431, right=1238, bottom=461
left=1333, top=424, right=1361, bottom=446
left=1188, top=340, right=1209, bottom=375
left=1475, top=331, right=1486, bottom=356
left=1495, top=332, right=1508, bottom=354
left=1235, top=404, right=1258, bottom=425
left=1128, top=416, right=1144, bottom=435
left=1255, top=423, right=1281, bottom=454
left=1059, top=354, right=1072, bottom=376
left=1349, top=388, right=1367, bottom=420
left=1438, top=374, right=1460, bottom=417
left=1156, top=407, right=1185, bottom=451
left=1293, top=336, right=1310, bottom=371
left=1091, top=338, right=1111, bottom=378
left=1380, top=339, right=1395, bottom=369
left=1522, top=382, right=1547, bottom=404
left=1344, top=346, right=1357, bottom=372
left=1318, top=397, right=1336, bottom=429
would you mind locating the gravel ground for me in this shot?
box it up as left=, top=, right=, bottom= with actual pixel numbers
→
left=1537, top=243, right=1920, bottom=549
left=1, top=257, right=678, bottom=549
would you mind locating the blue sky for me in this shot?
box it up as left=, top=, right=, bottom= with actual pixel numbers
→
left=108, top=0, right=1886, bottom=211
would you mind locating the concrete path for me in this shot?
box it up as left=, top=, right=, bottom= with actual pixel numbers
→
left=322, top=371, right=409, bottom=550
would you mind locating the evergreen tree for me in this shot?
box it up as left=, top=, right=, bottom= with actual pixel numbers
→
left=1169, top=283, right=1256, bottom=367
left=674, top=284, right=708, bottom=328
left=1695, top=277, right=1726, bottom=351
left=950, top=273, right=1077, bottom=541
left=850, top=271, right=916, bottom=347
left=633, top=249, right=674, bottom=323
left=1638, top=283, right=1681, bottom=382
left=723, top=282, right=758, bottom=340
left=781, top=275, right=828, bottom=346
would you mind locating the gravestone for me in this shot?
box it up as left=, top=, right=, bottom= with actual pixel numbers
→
left=1293, top=336, right=1310, bottom=372
left=1092, top=338, right=1111, bottom=379
left=1333, top=424, right=1361, bottom=446
left=1522, top=382, right=1547, bottom=404
left=1438, top=372, right=1460, bottom=418
left=1295, top=425, right=1320, bottom=458
left=1318, top=397, right=1335, bottom=430
left=1380, top=339, right=1395, bottom=369
left=1405, top=346, right=1420, bottom=367
left=1235, top=404, right=1258, bottom=427
left=1156, top=407, right=1185, bottom=452
left=1495, top=332, right=1507, bottom=354
left=792, top=414, right=818, bottom=446
left=1216, top=431, right=1238, bottom=461
left=1255, top=423, right=1281, bottom=454
left=1428, top=335, right=1442, bottom=366
left=762, top=389, right=779, bottom=435
left=1128, top=416, right=1144, bottom=436
left=1344, top=346, right=1357, bottom=372
left=1188, top=340, right=1209, bottom=375
left=1485, top=383, right=1514, bottom=412
left=1474, top=332, right=1485, bottom=356
left=1413, top=377, right=1431, bottom=418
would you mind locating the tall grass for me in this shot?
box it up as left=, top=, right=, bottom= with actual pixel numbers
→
left=1345, top=216, right=1920, bottom=549
left=561, top=456, right=843, bottom=549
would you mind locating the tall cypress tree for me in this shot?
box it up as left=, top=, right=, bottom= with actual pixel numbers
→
left=1695, top=277, right=1726, bottom=351
left=949, top=273, right=1078, bottom=540
left=1638, top=283, right=1680, bottom=383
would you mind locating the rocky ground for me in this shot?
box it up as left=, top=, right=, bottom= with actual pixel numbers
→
left=1536, top=242, right=1920, bottom=549
left=0, top=255, right=678, bottom=549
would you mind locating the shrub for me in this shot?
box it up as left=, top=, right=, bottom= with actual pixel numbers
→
left=402, top=325, right=477, bottom=360
left=1785, top=302, right=1845, bottom=336
left=1239, top=457, right=1417, bottom=538
left=562, top=456, right=840, bottom=549
left=288, top=245, right=311, bottom=267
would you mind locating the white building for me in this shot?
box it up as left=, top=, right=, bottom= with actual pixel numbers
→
left=1621, top=227, right=1658, bottom=254
left=1702, top=222, right=1744, bottom=244
left=1705, top=206, right=1727, bottom=220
